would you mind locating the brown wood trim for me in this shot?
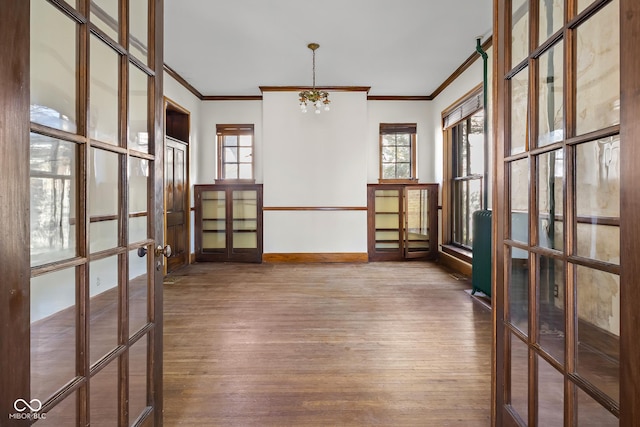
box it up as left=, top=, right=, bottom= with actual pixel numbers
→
left=87, top=246, right=129, bottom=261
left=377, top=179, right=419, bottom=184
left=491, top=0, right=506, bottom=423
left=567, top=255, right=620, bottom=275
left=203, top=95, right=263, bottom=101
left=128, top=149, right=156, bottom=161
left=568, top=372, right=620, bottom=418
left=90, top=138, right=127, bottom=154
left=430, top=36, right=493, bottom=100
left=0, top=3, right=30, bottom=422
left=440, top=244, right=473, bottom=264
left=263, top=253, right=368, bottom=263
left=367, top=95, right=432, bottom=101
left=163, top=63, right=203, bottom=100
left=129, top=55, right=156, bottom=79
left=30, top=256, right=87, bottom=277
left=576, top=215, right=620, bottom=227
left=151, top=0, right=165, bottom=423
left=88, top=23, right=128, bottom=57
left=437, top=250, right=472, bottom=277
left=30, top=122, right=88, bottom=144
left=620, top=0, right=640, bottom=423
left=263, top=206, right=368, bottom=211
left=259, top=85, right=371, bottom=93
left=565, top=125, right=620, bottom=146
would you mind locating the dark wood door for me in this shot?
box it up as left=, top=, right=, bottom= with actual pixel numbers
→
left=0, top=1, right=165, bottom=426
left=165, top=137, right=189, bottom=272
left=493, top=0, right=640, bottom=425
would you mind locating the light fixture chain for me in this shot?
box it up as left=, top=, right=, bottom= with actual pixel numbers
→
left=312, top=48, right=316, bottom=89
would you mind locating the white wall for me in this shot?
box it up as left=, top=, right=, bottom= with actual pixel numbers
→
left=262, top=91, right=368, bottom=254
left=199, top=100, right=263, bottom=184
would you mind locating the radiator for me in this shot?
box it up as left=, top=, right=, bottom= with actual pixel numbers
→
left=472, top=210, right=492, bottom=297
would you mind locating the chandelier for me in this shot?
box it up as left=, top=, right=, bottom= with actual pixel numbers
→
left=299, top=43, right=330, bottom=114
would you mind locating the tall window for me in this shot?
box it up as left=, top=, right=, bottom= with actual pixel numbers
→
left=217, top=124, right=254, bottom=181
left=452, top=110, right=484, bottom=248
left=379, top=123, right=417, bottom=182
left=444, top=88, right=484, bottom=249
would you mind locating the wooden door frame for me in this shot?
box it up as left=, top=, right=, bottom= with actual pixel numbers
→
left=151, top=0, right=165, bottom=424
left=618, top=0, right=640, bottom=423
left=491, top=0, right=640, bottom=425
left=0, top=1, right=30, bottom=422
left=163, top=96, right=191, bottom=273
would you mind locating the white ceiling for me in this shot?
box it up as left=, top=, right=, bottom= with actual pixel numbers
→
left=164, top=0, right=493, bottom=97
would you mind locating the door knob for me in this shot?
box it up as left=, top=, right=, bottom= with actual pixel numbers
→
left=137, top=247, right=147, bottom=257
left=155, top=244, right=172, bottom=258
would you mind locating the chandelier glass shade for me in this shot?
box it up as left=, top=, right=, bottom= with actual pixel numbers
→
left=299, top=43, right=330, bottom=114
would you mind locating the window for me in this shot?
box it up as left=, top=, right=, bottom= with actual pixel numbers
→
left=443, top=88, right=484, bottom=250
left=379, top=123, right=417, bottom=182
left=451, top=110, right=484, bottom=248
left=216, top=124, right=254, bottom=181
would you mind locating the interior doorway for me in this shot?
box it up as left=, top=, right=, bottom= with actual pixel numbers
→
left=164, top=99, right=190, bottom=273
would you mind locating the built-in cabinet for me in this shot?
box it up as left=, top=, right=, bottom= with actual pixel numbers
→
left=194, top=184, right=263, bottom=262
left=367, top=184, right=438, bottom=261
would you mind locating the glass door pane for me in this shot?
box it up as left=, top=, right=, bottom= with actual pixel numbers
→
left=30, top=267, right=77, bottom=402
left=404, top=187, right=431, bottom=258
left=91, top=0, right=119, bottom=42
left=232, top=190, right=258, bottom=250
left=30, top=0, right=77, bottom=132
left=202, top=190, right=226, bottom=252
left=30, top=134, right=77, bottom=266
left=374, top=189, right=401, bottom=251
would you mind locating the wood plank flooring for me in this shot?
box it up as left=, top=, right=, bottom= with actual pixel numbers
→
left=163, top=262, right=492, bottom=426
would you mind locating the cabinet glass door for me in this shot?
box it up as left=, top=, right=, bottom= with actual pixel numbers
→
left=404, top=187, right=431, bottom=258
left=201, top=190, right=226, bottom=253
left=374, top=189, right=402, bottom=253
left=232, top=190, right=258, bottom=251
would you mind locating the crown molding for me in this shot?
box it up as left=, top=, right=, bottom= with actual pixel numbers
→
left=163, top=64, right=203, bottom=100
left=202, top=95, right=263, bottom=101
left=367, top=95, right=432, bottom=101
left=428, top=36, right=493, bottom=100
left=259, top=86, right=371, bottom=93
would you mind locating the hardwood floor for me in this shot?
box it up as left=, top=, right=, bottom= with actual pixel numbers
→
left=163, top=262, right=492, bottom=426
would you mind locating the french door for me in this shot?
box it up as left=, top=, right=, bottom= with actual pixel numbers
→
left=493, top=0, right=640, bottom=425
left=0, top=0, right=165, bottom=425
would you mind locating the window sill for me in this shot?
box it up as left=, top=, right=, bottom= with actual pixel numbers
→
left=441, top=244, right=473, bottom=264
left=377, top=179, right=419, bottom=184
left=215, top=179, right=256, bottom=185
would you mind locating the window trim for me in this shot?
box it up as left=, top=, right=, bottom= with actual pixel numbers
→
left=442, top=85, right=485, bottom=258
left=378, top=123, right=417, bottom=183
left=216, top=124, right=255, bottom=183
